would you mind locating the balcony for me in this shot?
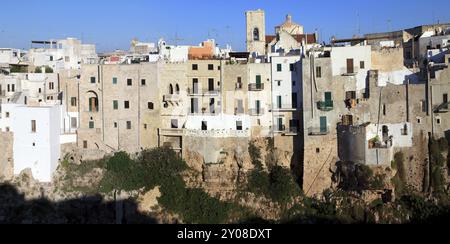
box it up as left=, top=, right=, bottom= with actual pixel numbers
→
left=433, top=102, right=450, bottom=113
left=248, top=83, right=264, bottom=91
left=271, top=104, right=297, bottom=112
left=308, top=127, right=330, bottom=136
left=187, top=107, right=220, bottom=116
left=345, top=99, right=357, bottom=109
left=282, top=127, right=299, bottom=136
left=163, top=94, right=181, bottom=102
left=317, top=100, right=334, bottom=111
left=341, top=67, right=360, bottom=76
left=158, top=128, right=184, bottom=136
left=187, top=88, right=220, bottom=96
left=235, top=107, right=245, bottom=115
left=249, top=108, right=265, bottom=116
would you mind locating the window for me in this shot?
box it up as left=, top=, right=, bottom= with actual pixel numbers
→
left=148, top=102, right=154, bottom=110
left=32, top=142, right=36, bottom=147
left=192, top=64, right=198, bottom=70
left=50, top=56, right=53, bottom=61
left=39, top=88, right=42, bottom=93
left=383, top=104, right=386, bottom=116
left=89, top=121, right=94, bottom=129
left=253, top=28, right=260, bottom=41
left=113, top=100, right=118, bottom=110
left=208, top=64, right=214, bottom=70
left=277, top=64, right=282, bottom=72
left=236, top=121, right=243, bottom=131
left=417, top=118, right=421, bottom=124
left=316, top=66, right=322, bottom=78
left=127, top=79, right=132, bottom=86
left=31, top=120, right=36, bottom=133
left=421, top=100, right=427, bottom=113
left=71, top=117, right=77, bottom=128
left=236, top=77, right=242, bottom=89
left=11, top=84, right=15, bottom=92
left=49, top=82, right=54, bottom=90
left=277, top=80, right=281, bottom=86
left=292, top=93, right=298, bottom=108
left=5, top=112, right=9, bottom=118
left=360, top=61, right=365, bottom=69
left=316, top=148, right=320, bottom=154
left=171, top=119, right=178, bottom=129
left=437, top=44, right=441, bottom=49
left=90, top=77, right=96, bottom=83
left=290, top=64, right=295, bottom=72
left=5, top=127, right=10, bottom=132
left=144, top=124, right=147, bottom=130
left=7, top=84, right=10, bottom=92
left=141, top=79, right=146, bottom=86
left=202, top=121, right=208, bottom=131
left=218, top=66, right=221, bottom=71
left=127, top=121, right=132, bottom=130
left=65, top=56, right=70, bottom=62
left=443, top=93, right=448, bottom=109
left=437, top=118, right=441, bottom=125
left=292, top=80, right=296, bottom=86
left=208, top=78, right=215, bottom=91
left=24, top=96, right=27, bottom=105
left=88, top=97, right=98, bottom=112
left=71, top=97, right=77, bottom=107
left=124, top=101, right=130, bottom=109
left=112, top=77, right=118, bottom=85
left=83, top=141, right=88, bottom=149
left=114, top=122, right=118, bottom=128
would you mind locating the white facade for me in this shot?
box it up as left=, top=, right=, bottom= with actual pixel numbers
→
left=185, top=114, right=251, bottom=138
left=158, top=39, right=189, bottom=63
left=0, top=48, right=27, bottom=65
left=0, top=104, right=61, bottom=182
left=271, top=55, right=301, bottom=109
left=28, top=38, right=98, bottom=71
left=330, top=45, right=372, bottom=91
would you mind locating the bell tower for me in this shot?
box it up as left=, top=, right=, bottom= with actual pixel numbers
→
left=246, top=9, right=266, bottom=55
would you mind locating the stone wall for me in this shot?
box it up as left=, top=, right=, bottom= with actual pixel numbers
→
left=0, top=132, right=13, bottom=181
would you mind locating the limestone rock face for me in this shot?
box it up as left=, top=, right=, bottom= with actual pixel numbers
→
left=184, top=150, right=205, bottom=172
left=138, top=187, right=161, bottom=213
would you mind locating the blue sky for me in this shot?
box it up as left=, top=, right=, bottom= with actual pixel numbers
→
left=0, top=0, right=449, bottom=52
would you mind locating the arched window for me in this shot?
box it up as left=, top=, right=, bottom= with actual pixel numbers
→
left=169, top=84, right=174, bottom=95
left=87, top=91, right=99, bottom=112
left=176, top=84, right=180, bottom=94
left=253, top=28, right=260, bottom=41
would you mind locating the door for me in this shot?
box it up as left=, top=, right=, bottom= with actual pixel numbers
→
left=325, top=92, right=332, bottom=107
left=193, top=79, right=199, bottom=94
left=277, top=96, right=282, bottom=109
left=191, top=98, right=199, bottom=113
left=444, top=93, right=448, bottom=109
left=208, top=78, right=214, bottom=92
left=256, top=100, right=261, bottom=114
left=210, top=98, right=215, bottom=114
left=278, top=118, right=284, bottom=131
left=256, top=75, right=262, bottom=89
left=346, top=59, right=354, bottom=74
left=320, top=116, right=327, bottom=133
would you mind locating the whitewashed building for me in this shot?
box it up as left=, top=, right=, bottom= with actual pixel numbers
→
left=0, top=104, right=62, bottom=182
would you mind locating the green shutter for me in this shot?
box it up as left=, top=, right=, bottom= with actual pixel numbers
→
left=320, top=116, right=327, bottom=133
left=113, top=77, right=117, bottom=84
left=256, top=75, right=261, bottom=85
